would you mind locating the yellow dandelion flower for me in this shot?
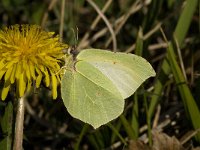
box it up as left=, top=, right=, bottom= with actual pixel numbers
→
left=0, top=24, right=68, bottom=100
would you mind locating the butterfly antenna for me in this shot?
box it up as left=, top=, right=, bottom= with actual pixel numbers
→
left=75, top=26, right=79, bottom=46
left=70, top=27, right=79, bottom=47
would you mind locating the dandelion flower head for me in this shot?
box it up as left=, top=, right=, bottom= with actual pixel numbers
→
left=0, top=24, right=68, bottom=100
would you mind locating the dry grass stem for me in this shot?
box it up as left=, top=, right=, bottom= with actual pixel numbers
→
left=105, top=0, right=143, bottom=47
left=78, top=0, right=113, bottom=49
left=41, top=0, right=58, bottom=27
left=86, top=0, right=117, bottom=51
left=126, top=23, right=162, bottom=53
left=59, top=0, right=65, bottom=42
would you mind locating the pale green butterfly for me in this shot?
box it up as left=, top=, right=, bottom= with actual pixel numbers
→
left=61, top=48, right=156, bottom=129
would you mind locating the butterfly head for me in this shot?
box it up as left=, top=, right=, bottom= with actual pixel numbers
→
left=63, top=44, right=79, bottom=56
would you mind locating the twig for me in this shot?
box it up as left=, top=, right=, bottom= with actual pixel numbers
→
left=25, top=100, right=57, bottom=130
left=148, top=42, right=168, bottom=51
left=41, top=0, right=58, bottom=28
left=180, top=128, right=200, bottom=145
left=78, top=13, right=123, bottom=49
left=13, top=96, right=26, bottom=150
left=78, top=0, right=112, bottom=49
left=86, top=0, right=117, bottom=51
left=143, top=22, right=162, bottom=40
left=153, top=105, right=161, bottom=128
left=126, top=22, right=162, bottom=53
left=59, top=0, right=65, bottom=42
left=78, top=3, right=144, bottom=50
left=105, top=0, right=142, bottom=48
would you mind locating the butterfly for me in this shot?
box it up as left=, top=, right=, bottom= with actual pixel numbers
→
left=61, top=48, right=156, bottom=128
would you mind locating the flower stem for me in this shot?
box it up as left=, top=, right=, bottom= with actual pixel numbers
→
left=13, top=96, right=25, bottom=150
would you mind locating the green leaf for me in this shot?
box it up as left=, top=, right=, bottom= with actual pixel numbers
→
left=61, top=49, right=156, bottom=128
left=0, top=101, right=13, bottom=150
